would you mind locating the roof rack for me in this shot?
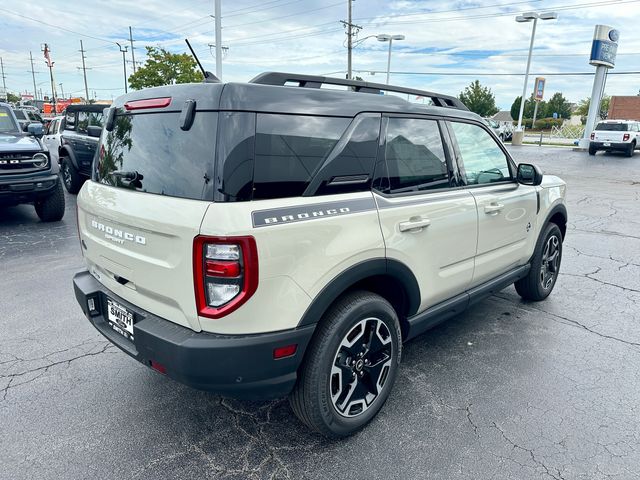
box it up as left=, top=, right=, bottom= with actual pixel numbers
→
left=249, top=72, right=468, bottom=111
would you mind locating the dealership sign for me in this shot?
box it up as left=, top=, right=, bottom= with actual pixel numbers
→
left=590, top=25, right=619, bottom=68
left=533, top=77, right=545, bottom=101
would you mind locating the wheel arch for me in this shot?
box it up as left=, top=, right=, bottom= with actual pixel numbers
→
left=297, top=258, right=421, bottom=336
left=543, top=203, right=567, bottom=240
left=59, top=144, right=79, bottom=169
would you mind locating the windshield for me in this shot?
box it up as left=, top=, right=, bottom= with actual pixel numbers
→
left=595, top=123, right=628, bottom=132
left=0, top=106, right=19, bottom=133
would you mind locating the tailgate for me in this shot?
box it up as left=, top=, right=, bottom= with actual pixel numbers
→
left=594, top=131, right=625, bottom=143
left=78, top=182, right=209, bottom=331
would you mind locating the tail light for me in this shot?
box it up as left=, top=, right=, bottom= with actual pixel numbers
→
left=623, top=133, right=630, bottom=141
left=193, top=236, right=258, bottom=319
left=590, top=132, right=595, bottom=140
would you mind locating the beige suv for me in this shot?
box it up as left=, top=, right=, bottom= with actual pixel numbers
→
left=73, top=73, right=567, bottom=437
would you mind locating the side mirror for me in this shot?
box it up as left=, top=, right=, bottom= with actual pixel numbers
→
left=27, top=123, right=44, bottom=138
left=517, top=163, right=543, bottom=186
left=87, top=125, right=103, bottom=138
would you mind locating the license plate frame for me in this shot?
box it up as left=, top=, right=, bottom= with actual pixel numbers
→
left=106, top=298, right=135, bottom=341
left=603, top=142, right=611, bottom=147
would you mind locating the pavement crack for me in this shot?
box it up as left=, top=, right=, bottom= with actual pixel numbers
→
left=495, top=295, right=640, bottom=349
left=464, top=403, right=479, bottom=438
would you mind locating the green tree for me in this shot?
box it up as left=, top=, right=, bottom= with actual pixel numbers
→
left=6, top=92, right=20, bottom=103
left=575, top=95, right=611, bottom=118
left=128, top=47, right=203, bottom=90
left=545, top=92, right=572, bottom=118
left=458, top=80, right=499, bottom=117
left=510, top=95, right=537, bottom=121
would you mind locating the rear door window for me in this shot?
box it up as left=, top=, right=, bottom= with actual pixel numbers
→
left=380, top=117, right=450, bottom=194
left=0, top=106, right=19, bottom=133
left=253, top=114, right=350, bottom=199
left=95, top=112, right=217, bottom=200
left=449, top=121, right=512, bottom=185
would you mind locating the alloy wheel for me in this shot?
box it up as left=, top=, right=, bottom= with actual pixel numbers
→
left=540, top=235, right=560, bottom=290
left=330, top=317, right=393, bottom=418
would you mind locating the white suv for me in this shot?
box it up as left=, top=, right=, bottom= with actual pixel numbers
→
left=589, top=119, right=640, bottom=157
left=73, top=73, right=567, bottom=437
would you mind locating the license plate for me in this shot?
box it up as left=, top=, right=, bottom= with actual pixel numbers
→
left=107, top=298, right=134, bottom=341
left=603, top=142, right=611, bottom=147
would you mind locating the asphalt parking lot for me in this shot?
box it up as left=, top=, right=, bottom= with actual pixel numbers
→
left=1, top=145, right=639, bottom=480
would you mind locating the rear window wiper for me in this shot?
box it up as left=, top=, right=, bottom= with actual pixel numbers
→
left=111, top=170, right=144, bottom=182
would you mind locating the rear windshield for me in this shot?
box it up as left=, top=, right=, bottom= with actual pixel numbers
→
left=94, top=112, right=217, bottom=200
left=0, top=106, right=19, bottom=133
left=13, top=110, right=26, bottom=120
left=595, top=123, right=628, bottom=131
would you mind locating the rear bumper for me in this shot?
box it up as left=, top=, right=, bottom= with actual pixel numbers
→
left=0, top=173, right=59, bottom=206
left=73, top=270, right=315, bottom=400
left=590, top=141, right=630, bottom=151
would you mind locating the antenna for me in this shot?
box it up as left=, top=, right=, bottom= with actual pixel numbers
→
left=185, top=39, right=220, bottom=83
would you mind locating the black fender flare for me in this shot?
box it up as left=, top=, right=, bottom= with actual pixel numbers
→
left=541, top=202, right=567, bottom=238
left=59, top=144, right=80, bottom=170
left=297, top=258, right=421, bottom=327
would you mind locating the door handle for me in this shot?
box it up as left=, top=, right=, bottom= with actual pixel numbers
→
left=484, top=203, right=504, bottom=214
left=399, top=218, right=431, bottom=232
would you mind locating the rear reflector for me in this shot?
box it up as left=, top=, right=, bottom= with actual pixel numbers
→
left=124, top=97, right=172, bottom=111
left=273, top=344, right=297, bottom=359
left=150, top=360, right=167, bottom=375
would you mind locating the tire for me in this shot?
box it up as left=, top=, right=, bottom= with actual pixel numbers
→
left=35, top=179, right=65, bottom=222
left=625, top=142, right=635, bottom=158
left=60, top=156, right=83, bottom=194
left=588, top=145, right=597, bottom=156
left=515, top=223, right=563, bottom=301
left=289, top=291, right=402, bottom=438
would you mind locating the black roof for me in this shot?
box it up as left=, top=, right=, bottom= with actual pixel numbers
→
left=65, top=103, right=111, bottom=113
left=110, top=72, right=478, bottom=122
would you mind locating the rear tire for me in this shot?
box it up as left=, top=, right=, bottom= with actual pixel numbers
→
left=289, top=291, right=402, bottom=438
left=588, top=145, right=597, bottom=156
left=60, top=157, right=83, bottom=194
left=35, top=179, right=65, bottom=222
left=626, top=142, right=635, bottom=157
left=515, top=223, right=562, bottom=301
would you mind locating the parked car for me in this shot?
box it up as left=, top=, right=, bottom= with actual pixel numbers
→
left=589, top=120, right=640, bottom=157
left=0, top=102, right=65, bottom=221
left=72, top=73, right=567, bottom=437
left=58, top=103, right=109, bottom=193
left=42, top=115, right=65, bottom=166
left=12, top=108, right=44, bottom=132
left=484, top=118, right=513, bottom=142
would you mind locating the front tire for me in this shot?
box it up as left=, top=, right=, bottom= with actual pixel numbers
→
left=515, top=223, right=563, bottom=301
left=60, top=157, right=83, bottom=194
left=35, top=179, right=65, bottom=222
left=289, top=291, right=402, bottom=438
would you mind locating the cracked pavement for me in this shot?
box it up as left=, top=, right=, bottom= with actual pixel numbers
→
left=1, top=146, right=639, bottom=479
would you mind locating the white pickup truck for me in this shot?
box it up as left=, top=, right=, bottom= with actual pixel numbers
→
left=589, top=120, right=640, bottom=157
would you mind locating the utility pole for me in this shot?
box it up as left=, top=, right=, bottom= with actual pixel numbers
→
left=59, top=83, right=64, bottom=99
left=128, top=26, right=137, bottom=73
left=214, top=0, right=222, bottom=80
left=79, top=40, right=90, bottom=102
left=116, top=42, right=128, bottom=93
left=42, top=43, right=57, bottom=113
left=29, top=52, right=38, bottom=100
left=340, top=0, right=361, bottom=79
left=0, top=57, right=6, bottom=96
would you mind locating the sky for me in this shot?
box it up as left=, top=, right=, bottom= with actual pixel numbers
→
left=0, top=0, right=639, bottom=110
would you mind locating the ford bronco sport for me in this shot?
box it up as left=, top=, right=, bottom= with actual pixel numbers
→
left=0, top=103, right=65, bottom=221
left=73, top=73, right=567, bottom=437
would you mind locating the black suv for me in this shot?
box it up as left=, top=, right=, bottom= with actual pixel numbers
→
left=0, top=103, right=65, bottom=221
left=59, top=103, right=109, bottom=194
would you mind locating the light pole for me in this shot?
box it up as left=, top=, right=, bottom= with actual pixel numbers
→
left=59, top=83, right=64, bottom=100
left=116, top=42, right=129, bottom=93
left=513, top=11, right=557, bottom=142
left=376, top=34, right=405, bottom=84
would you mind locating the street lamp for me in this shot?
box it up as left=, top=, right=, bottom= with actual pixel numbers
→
left=514, top=11, right=558, bottom=137
left=376, top=34, right=405, bottom=84
left=116, top=42, right=129, bottom=93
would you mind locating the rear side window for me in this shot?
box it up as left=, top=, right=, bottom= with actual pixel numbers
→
left=382, top=118, right=450, bottom=193
left=449, top=122, right=511, bottom=185
left=253, top=114, right=350, bottom=199
left=65, top=111, right=76, bottom=130
left=94, top=112, right=217, bottom=200
left=595, top=123, right=628, bottom=131
left=13, top=110, right=26, bottom=120
left=77, top=111, right=103, bottom=134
